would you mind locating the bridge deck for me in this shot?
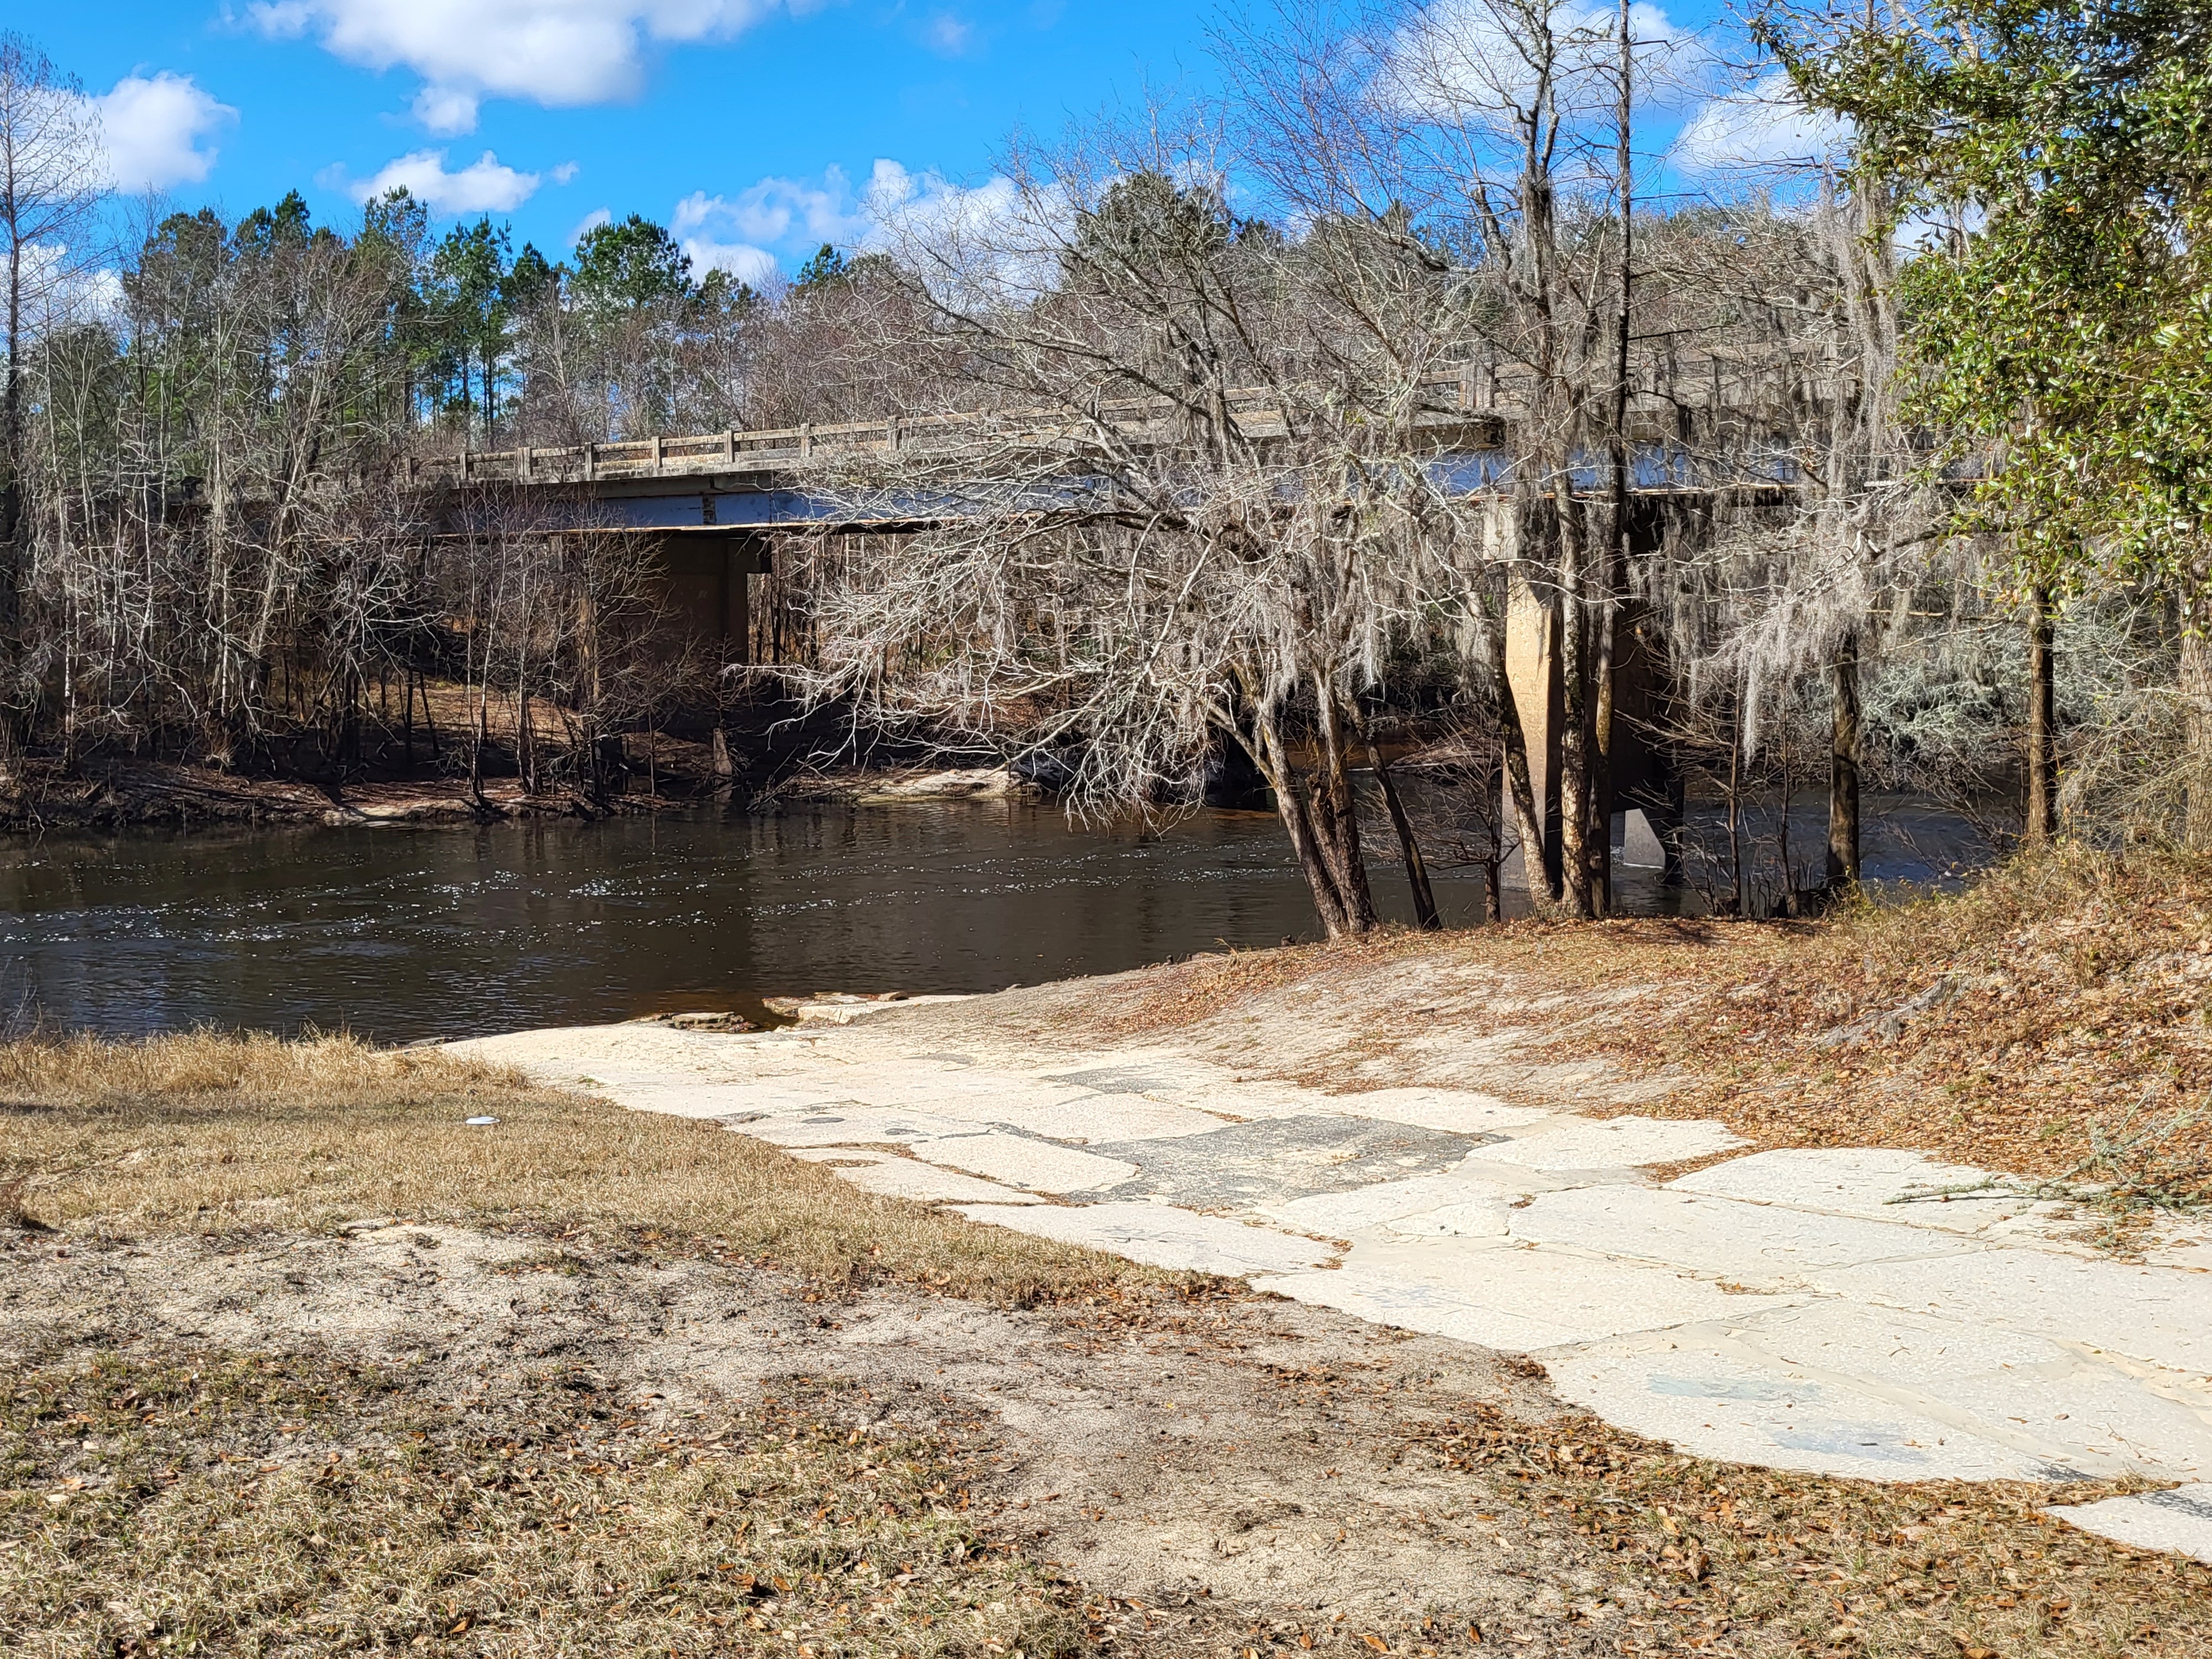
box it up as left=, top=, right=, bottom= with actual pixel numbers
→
left=411, top=362, right=1783, bottom=492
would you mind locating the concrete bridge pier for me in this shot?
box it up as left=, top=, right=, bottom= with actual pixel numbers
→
left=1498, top=514, right=1686, bottom=901
left=649, top=531, right=771, bottom=661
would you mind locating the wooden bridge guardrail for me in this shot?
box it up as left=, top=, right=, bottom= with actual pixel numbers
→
left=411, top=367, right=1543, bottom=489
left=413, top=349, right=1864, bottom=493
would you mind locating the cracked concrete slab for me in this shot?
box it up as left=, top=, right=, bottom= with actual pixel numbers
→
left=1266, top=1240, right=1802, bottom=1353
left=911, top=1132, right=1139, bottom=1193
left=953, top=1201, right=1339, bottom=1276
left=1091, top=1116, right=1497, bottom=1208
left=1482, top=1115, right=1748, bottom=1170
left=1305, top=1089, right=1555, bottom=1136
left=834, top=1160, right=1046, bottom=1205
left=943, top=1093, right=1235, bottom=1144
left=1543, top=1342, right=2052, bottom=1482
left=455, top=1015, right=2212, bottom=1534
left=2043, top=1485, right=2212, bottom=1564
left=1670, top=1147, right=2067, bottom=1233
left=1725, top=1301, right=2212, bottom=1477
left=719, top=1107, right=987, bottom=1146
left=1384, top=1200, right=1514, bottom=1238
left=1259, top=1173, right=1525, bottom=1235
left=1820, top=1249, right=2212, bottom=1379
left=1507, top=1186, right=1985, bottom=1286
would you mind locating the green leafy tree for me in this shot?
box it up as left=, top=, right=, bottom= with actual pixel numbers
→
left=792, top=242, right=847, bottom=289
left=356, top=189, right=435, bottom=429
left=696, top=265, right=758, bottom=312
left=503, top=242, right=560, bottom=313
left=429, top=216, right=512, bottom=438
left=233, top=190, right=315, bottom=258
left=571, top=215, right=693, bottom=310
left=1767, top=0, right=2212, bottom=839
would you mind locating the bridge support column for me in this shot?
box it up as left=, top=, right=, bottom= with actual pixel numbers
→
left=723, top=541, right=751, bottom=664
left=1504, top=568, right=1564, bottom=893
left=1498, top=499, right=1681, bottom=904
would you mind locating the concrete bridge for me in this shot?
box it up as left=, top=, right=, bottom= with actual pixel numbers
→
left=421, top=365, right=1790, bottom=636
left=423, top=373, right=1809, bottom=878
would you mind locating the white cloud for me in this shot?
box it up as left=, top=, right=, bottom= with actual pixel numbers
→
left=863, top=159, right=1053, bottom=299
left=665, top=159, right=1039, bottom=291
left=343, top=148, right=546, bottom=213
left=569, top=206, right=614, bottom=244
left=674, top=170, right=865, bottom=249
left=1387, top=0, right=1686, bottom=118
left=924, top=12, right=973, bottom=55
left=683, top=236, right=780, bottom=285
left=17, top=242, right=123, bottom=325
left=862, top=159, right=1021, bottom=243
left=1672, top=72, right=1846, bottom=176
left=411, top=84, right=479, bottom=136
left=252, top=0, right=779, bottom=134
left=92, top=72, right=237, bottom=191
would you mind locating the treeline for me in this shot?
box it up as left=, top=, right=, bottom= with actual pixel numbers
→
left=1, top=25, right=906, bottom=795
left=769, top=0, right=2212, bottom=929
left=1, top=0, right=2208, bottom=934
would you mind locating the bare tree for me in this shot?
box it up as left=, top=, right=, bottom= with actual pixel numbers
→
left=773, top=108, right=1500, bottom=935
left=0, top=32, right=103, bottom=762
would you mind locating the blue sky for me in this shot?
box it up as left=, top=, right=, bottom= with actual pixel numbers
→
left=31, top=1, right=1770, bottom=281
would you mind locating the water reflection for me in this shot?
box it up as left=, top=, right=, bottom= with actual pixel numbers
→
left=0, top=794, right=1993, bottom=1043
left=0, top=804, right=1459, bottom=1041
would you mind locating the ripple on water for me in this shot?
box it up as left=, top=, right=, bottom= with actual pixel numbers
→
left=0, top=794, right=1990, bottom=1041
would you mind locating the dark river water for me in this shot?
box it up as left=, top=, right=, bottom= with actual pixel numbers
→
left=0, top=795, right=1992, bottom=1042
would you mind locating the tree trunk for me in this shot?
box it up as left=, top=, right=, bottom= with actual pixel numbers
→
left=1, top=236, right=25, bottom=771
left=1242, top=704, right=1352, bottom=937
left=420, top=672, right=441, bottom=760
left=1590, top=586, right=1621, bottom=919
left=1593, top=0, right=1634, bottom=919
left=1726, top=690, right=1745, bottom=916
left=1556, top=508, right=1599, bottom=920
left=517, top=688, right=536, bottom=793
left=469, top=697, right=488, bottom=806
left=1826, top=630, right=1863, bottom=886
left=2025, top=586, right=2057, bottom=847
left=1353, top=706, right=1440, bottom=931
left=1309, top=679, right=1379, bottom=934
left=2185, top=602, right=2212, bottom=852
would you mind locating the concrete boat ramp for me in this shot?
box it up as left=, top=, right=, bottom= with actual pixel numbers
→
left=458, top=1012, right=2212, bottom=1565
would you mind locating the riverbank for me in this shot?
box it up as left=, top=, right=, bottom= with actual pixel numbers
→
left=0, top=681, right=1030, bottom=837
left=0, top=753, right=1052, bottom=836
left=1004, top=843, right=2212, bottom=1207
left=5, top=1031, right=2209, bottom=1657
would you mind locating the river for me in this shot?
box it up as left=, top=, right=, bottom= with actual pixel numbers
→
left=0, top=795, right=1992, bottom=1042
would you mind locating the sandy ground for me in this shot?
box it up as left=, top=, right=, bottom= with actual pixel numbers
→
left=2, top=1220, right=1705, bottom=1654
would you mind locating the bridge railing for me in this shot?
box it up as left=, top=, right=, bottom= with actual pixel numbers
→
left=410, top=369, right=1531, bottom=488
left=410, top=349, right=1843, bottom=492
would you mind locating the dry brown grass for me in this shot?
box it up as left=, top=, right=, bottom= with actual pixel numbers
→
left=0, top=1034, right=1207, bottom=1653
left=1562, top=847, right=2212, bottom=1198
left=3, top=1344, right=1071, bottom=1659
left=6, top=1026, right=2212, bottom=1657
left=1398, top=1395, right=2212, bottom=1659
left=1061, top=845, right=2212, bottom=1201
left=0, top=1030, right=1183, bottom=1305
